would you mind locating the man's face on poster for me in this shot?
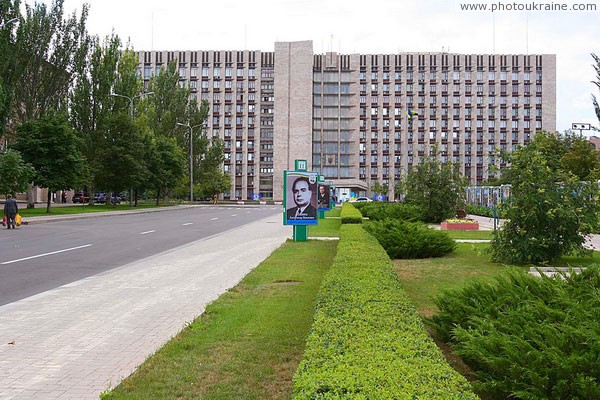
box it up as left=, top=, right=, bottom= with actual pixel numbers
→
left=293, top=179, right=311, bottom=208
left=319, top=186, right=326, bottom=195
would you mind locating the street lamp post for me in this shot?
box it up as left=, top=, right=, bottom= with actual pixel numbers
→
left=0, top=18, right=18, bottom=29
left=109, top=91, right=154, bottom=206
left=177, top=122, right=202, bottom=202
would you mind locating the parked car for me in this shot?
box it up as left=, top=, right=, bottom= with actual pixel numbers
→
left=94, top=192, right=122, bottom=204
left=354, top=197, right=373, bottom=202
left=93, top=192, right=106, bottom=203
left=72, top=192, right=90, bottom=203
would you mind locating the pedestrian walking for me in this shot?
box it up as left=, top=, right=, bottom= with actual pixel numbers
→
left=213, top=194, right=218, bottom=205
left=3, top=194, right=18, bottom=230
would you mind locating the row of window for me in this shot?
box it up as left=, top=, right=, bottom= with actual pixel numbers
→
left=358, top=70, right=543, bottom=82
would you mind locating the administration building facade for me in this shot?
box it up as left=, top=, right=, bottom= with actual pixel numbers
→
left=137, top=41, right=556, bottom=201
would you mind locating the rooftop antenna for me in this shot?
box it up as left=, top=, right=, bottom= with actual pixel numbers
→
left=492, top=13, right=496, bottom=54
left=329, top=34, right=333, bottom=52
left=151, top=12, right=154, bottom=51
left=525, top=14, right=529, bottom=54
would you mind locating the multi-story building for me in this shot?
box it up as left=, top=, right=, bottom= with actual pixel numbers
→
left=138, top=41, right=556, bottom=201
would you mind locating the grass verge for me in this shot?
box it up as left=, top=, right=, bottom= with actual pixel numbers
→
left=3, top=204, right=169, bottom=218
left=102, top=240, right=337, bottom=400
left=443, top=230, right=494, bottom=240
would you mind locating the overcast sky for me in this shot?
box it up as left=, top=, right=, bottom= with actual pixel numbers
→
left=32, top=0, right=600, bottom=133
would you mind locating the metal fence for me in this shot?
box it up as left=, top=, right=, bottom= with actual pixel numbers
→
left=465, top=185, right=512, bottom=207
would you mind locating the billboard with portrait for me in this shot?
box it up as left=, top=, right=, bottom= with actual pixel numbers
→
left=317, top=182, right=331, bottom=211
left=283, top=170, right=318, bottom=225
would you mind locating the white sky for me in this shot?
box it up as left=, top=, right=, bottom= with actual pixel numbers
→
left=32, top=0, right=600, bottom=133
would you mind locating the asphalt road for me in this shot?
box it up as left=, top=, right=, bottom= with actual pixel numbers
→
left=0, top=205, right=282, bottom=306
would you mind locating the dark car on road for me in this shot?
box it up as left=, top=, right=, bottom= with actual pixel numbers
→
left=72, top=192, right=90, bottom=203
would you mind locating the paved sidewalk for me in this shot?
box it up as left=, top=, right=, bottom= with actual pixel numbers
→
left=0, top=213, right=291, bottom=400
left=466, top=214, right=600, bottom=251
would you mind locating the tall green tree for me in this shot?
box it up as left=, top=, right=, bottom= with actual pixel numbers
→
left=94, top=113, right=145, bottom=204
left=196, top=138, right=229, bottom=199
left=396, top=154, right=466, bottom=223
left=70, top=33, right=122, bottom=203
left=0, top=149, right=34, bottom=197
left=0, top=0, right=21, bottom=146
left=12, top=0, right=89, bottom=123
left=593, top=53, right=600, bottom=125
left=491, top=132, right=600, bottom=264
left=142, top=61, right=215, bottom=200
left=12, top=114, right=85, bottom=212
left=146, top=134, right=186, bottom=205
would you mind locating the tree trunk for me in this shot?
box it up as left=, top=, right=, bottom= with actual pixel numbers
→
left=156, top=188, right=160, bottom=206
left=134, top=188, right=139, bottom=207
left=88, top=183, right=94, bottom=206
left=46, top=190, right=52, bottom=213
left=27, top=183, right=35, bottom=209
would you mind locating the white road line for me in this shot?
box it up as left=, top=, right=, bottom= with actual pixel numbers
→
left=140, top=230, right=156, bottom=235
left=231, top=214, right=238, bottom=217
left=211, top=217, right=219, bottom=221
left=182, top=223, right=193, bottom=226
left=1, top=244, right=93, bottom=265
left=246, top=211, right=251, bottom=214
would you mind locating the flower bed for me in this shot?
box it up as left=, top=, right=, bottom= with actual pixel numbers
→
left=441, top=219, right=479, bottom=230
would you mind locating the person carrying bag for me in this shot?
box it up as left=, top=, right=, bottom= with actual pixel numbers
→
left=3, top=194, right=19, bottom=229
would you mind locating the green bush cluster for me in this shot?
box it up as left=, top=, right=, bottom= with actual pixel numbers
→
left=466, top=205, right=506, bottom=219
left=364, top=219, right=456, bottom=259
left=430, top=267, right=600, bottom=399
left=466, top=204, right=494, bottom=218
left=292, top=224, right=479, bottom=399
left=354, top=202, right=425, bottom=222
left=340, top=202, right=362, bottom=224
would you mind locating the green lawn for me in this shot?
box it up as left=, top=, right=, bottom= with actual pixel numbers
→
left=308, top=218, right=341, bottom=237
left=325, top=206, right=341, bottom=218
left=443, top=230, right=494, bottom=240
left=102, top=240, right=338, bottom=400
left=394, top=243, right=600, bottom=317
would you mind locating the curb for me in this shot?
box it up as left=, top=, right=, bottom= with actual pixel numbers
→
left=20, top=203, right=270, bottom=225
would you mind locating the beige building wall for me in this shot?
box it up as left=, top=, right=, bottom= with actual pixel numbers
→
left=272, top=41, right=314, bottom=201
left=137, top=46, right=557, bottom=201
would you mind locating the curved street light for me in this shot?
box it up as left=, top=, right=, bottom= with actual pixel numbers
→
left=177, top=122, right=202, bottom=202
left=0, top=18, right=18, bottom=29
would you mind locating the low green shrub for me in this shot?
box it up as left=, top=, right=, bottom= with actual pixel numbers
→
left=466, top=204, right=507, bottom=219
left=364, top=219, right=456, bottom=259
left=292, top=224, right=478, bottom=399
left=357, top=202, right=425, bottom=222
left=340, top=202, right=362, bottom=224
left=430, top=267, right=600, bottom=399
left=466, top=204, right=494, bottom=218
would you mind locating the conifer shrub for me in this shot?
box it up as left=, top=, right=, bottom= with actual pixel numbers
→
left=430, top=267, right=600, bottom=399
left=364, top=219, right=456, bottom=259
left=356, top=202, right=425, bottom=222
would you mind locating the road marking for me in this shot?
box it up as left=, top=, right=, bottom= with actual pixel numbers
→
left=231, top=214, right=238, bottom=217
left=182, top=223, right=193, bottom=226
left=140, top=230, right=156, bottom=235
left=246, top=211, right=251, bottom=214
left=211, top=217, right=219, bottom=221
left=1, top=244, right=93, bottom=265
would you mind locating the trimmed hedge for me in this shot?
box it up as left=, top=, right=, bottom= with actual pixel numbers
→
left=466, top=204, right=507, bottom=219
left=364, top=219, right=456, bottom=259
left=355, top=202, right=425, bottom=222
left=430, top=268, right=600, bottom=399
left=340, top=202, right=363, bottom=224
left=292, top=224, right=479, bottom=399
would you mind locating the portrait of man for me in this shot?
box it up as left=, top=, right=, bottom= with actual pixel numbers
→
left=286, top=176, right=317, bottom=221
left=317, top=183, right=330, bottom=210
